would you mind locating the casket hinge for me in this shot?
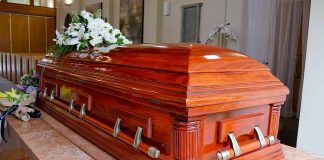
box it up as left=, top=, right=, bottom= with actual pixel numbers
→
left=149, top=99, right=161, bottom=105
left=78, top=79, right=86, bottom=85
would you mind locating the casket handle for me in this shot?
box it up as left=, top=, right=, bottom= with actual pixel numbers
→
left=228, top=132, right=241, bottom=157
left=80, top=114, right=161, bottom=158
left=42, top=87, right=47, bottom=97
left=79, top=104, right=86, bottom=119
left=254, top=126, right=267, bottom=148
left=113, top=118, right=121, bottom=138
left=50, top=90, right=55, bottom=101
left=69, top=99, right=74, bottom=112
left=216, top=126, right=277, bottom=160
left=133, top=126, right=143, bottom=149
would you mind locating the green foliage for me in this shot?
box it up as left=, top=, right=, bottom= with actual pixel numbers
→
left=47, top=45, right=75, bottom=58
left=0, top=89, right=29, bottom=105
left=71, top=11, right=81, bottom=23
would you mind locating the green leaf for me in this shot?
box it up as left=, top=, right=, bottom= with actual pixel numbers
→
left=71, top=11, right=80, bottom=23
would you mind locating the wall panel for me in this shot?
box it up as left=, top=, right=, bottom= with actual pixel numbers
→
left=11, top=14, right=29, bottom=53
left=46, top=17, right=55, bottom=48
left=0, top=13, right=11, bottom=52
left=30, top=16, right=46, bottom=53
left=0, top=2, right=56, bottom=17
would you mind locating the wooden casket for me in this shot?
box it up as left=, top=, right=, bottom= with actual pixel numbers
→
left=36, top=44, right=289, bottom=160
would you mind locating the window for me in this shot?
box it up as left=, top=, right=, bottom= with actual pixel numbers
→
left=7, top=0, right=30, bottom=5
left=4, top=0, right=54, bottom=8
left=34, top=0, right=40, bottom=6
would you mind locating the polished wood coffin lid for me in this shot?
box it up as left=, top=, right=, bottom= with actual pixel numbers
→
left=40, top=44, right=289, bottom=116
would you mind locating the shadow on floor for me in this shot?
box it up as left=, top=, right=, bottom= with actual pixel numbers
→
left=278, top=117, right=299, bottom=147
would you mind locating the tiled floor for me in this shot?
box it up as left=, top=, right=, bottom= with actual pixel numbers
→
left=0, top=77, right=16, bottom=91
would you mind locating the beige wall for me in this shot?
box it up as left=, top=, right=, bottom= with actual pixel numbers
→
left=56, top=0, right=82, bottom=33
left=55, top=0, right=245, bottom=51
left=158, top=0, right=245, bottom=51
left=160, top=0, right=226, bottom=43
left=56, top=0, right=117, bottom=31
left=226, top=0, right=245, bottom=51
left=297, top=0, right=324, bottom=156
left=81, top=0, right=114, bottom=25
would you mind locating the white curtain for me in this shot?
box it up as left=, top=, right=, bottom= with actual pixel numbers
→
left=243, top=0, right=277, bottom=65
left=244, top=0, right=310, bottom=118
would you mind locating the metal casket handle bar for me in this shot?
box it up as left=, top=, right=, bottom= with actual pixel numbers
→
left=42, top=94, right=160, bottom=158
left=217, top=126, right=276, bottom=160
left=110, top=117, right=160, bottom=158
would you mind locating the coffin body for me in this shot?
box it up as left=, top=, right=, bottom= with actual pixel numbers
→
left=36, top=44, right=289, bottom=160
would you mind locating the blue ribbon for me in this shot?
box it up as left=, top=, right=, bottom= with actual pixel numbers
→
left=0, top=105, right=18, bottom=142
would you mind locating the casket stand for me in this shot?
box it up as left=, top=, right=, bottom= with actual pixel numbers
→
left=36, top=44, right=289, bottom=160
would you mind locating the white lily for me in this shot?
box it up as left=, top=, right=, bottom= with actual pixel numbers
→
left=51, top=10, right=132, bottom=57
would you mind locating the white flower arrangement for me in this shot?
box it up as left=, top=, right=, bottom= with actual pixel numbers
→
left=48, top=10, right=132, bottom=58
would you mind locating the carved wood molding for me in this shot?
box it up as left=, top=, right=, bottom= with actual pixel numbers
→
left=269, top=104, right=281, bottom=137
left=173, top=120, right=201, bottom=160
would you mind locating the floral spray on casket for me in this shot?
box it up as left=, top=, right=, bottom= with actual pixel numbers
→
left=48, top=10, right=132, bottom=58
